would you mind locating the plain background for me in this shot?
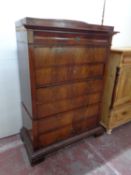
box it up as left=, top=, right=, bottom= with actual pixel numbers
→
left=0, top=0, right=131, bottom=138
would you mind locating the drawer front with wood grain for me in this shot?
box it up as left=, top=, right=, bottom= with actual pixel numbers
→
left=34, top=47, right=106, bottom=69
left=37, top=93, right=101, bottom=119
left=38, top=115, right=98, bottom=147
left=34, top=31, right=109, bottom=46
left=35, top=64, right=104, bottom=86
left=73, top=115, right=98, bottom=134
left=38, top=104, right=99, bottom=134
left=110, top=104, right=131, bottom=128
left=39, top=125, right=73, bottom=147
left=36, top=79, right=103, bottom=104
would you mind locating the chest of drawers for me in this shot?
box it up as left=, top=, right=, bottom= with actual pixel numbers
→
left=101, top=49, right=131, bottom=134
left=16, top=17, right=114, bottom=165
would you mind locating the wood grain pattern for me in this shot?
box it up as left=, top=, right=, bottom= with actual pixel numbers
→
left=16, top=17, right=114, bottom=164
left=39, top=115, right=98, bottom=147
left=36, top=79, right=103, bottom=104
left=109, top=103, right=131, bottom=129
left=123, top=54, right=131, bottom=64
left=101, top=49, right=131, bottom=133
left=113, top=65, right=131, bottom=107
left=101, top=52, right=121, bottom=125
left=16, top=17, right=114, bottom=32
left=38, top=104, right=99, bottom=134
left=34, top=47, right=106, bottom=68
left=37, top=93, right=101, bottom=118
left=35, top=64, right=104, bottom=85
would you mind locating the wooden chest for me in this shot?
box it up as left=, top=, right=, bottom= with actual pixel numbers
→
left=16, top=17, right=114, bottom=165
left=101, top=49, right=131, bottom=134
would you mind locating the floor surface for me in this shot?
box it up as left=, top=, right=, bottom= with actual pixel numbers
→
left=0, top=123, right=131, bottom=175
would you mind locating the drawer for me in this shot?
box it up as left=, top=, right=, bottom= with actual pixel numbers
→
left=36, top=79, right=103, bottom=104
left=37, top=103, right=99, bottom=134
left=35, top=64, right=104, bottom=85
left=34, top=47, right=106, bottom=68
left=37, top=93, right=101, bottom=119
left=39, top=125, right=73, bottom=147
left=34, top=31, right=109, bottom=46
left=37, top=93, right=101, bottom=118
left=38, top=115, right=98, bottom=147
left=73, top=115, right=98, bottom=133
left=110, top=104, right=131, bottom=127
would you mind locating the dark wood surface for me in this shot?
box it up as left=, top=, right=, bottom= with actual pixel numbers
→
left=16, top=17, right=114, bottom=32
left=16, top=17, right=114, bottom=165
left=20, top=126, right=104, bottom=165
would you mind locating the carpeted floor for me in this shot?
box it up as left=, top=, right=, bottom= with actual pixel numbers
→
left=0, top=122, right=131, bottom=175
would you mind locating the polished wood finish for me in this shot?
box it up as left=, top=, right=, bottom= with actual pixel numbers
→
left=101, top=48, right=131, bottom=133
left=16, top=17, right=114, bottom=165
left=20, top=126, right=103, bottom=165
left=36, top=80, right=103, bottom=104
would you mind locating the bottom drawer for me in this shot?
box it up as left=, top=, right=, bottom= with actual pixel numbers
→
left=110, top=103, right=131, bottom=128
left=38, top=104, right=99, bottom=134
left=38, top=116, right=98, bottom=147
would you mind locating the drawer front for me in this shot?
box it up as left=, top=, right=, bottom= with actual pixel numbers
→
left=109, top=104, right=131, bottom=129
left=38, top=104, right=99, bottom=134
left=36, top=79, right=103, bottom=104
left=35, top=64, right=104, bottom=86
left=37, top=93, right=101, bottom=119
left=38, top=116, right=98, bottom=147
left=39, top=125, right=73, bottom=147
left=34, top=31, right=109, bottom=46
left=34, top=47, right=106, bottom=68
left=73, top=115, right=98, bottom=134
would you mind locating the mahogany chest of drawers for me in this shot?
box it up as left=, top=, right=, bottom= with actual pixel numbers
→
left=16, top=17, right=114, bottom=165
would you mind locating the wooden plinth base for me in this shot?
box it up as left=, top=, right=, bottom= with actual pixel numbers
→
left=20, top=126, right=104, bottom=166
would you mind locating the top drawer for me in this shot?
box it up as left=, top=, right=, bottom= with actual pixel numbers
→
left=34, top=46, right=107, bottom=68
left=33, top=31, right=109, bottom=46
